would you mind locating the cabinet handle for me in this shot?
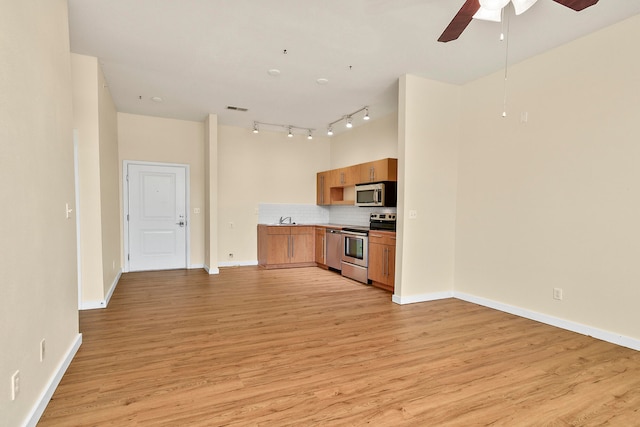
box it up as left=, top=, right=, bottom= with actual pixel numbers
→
left=385, top=247, right=389, bottom=277
left=382, top=247, right=386, bottom=277
left=323, top=236, right=326, bottom=262
left=291, top=235, right=295, bottom=258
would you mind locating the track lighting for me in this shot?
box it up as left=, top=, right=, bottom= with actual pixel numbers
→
left=326, top=106, right=370, bottom=136
left=249, top=121, right=315, bottom=139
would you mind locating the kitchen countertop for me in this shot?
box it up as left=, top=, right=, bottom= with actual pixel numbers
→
left=259, top=223, right=395, bottom=233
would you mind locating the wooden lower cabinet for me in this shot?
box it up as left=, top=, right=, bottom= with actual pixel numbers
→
left=315, top=227, right=327, bottom=267
left=258, top=225, right=315, bottom=269
left=368, top=231, right=396, bottom=291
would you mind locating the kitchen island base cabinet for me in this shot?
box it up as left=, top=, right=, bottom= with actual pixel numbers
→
left=258, top=225, right=315, bottom=269
left=368, top=231, right=396, bottom=292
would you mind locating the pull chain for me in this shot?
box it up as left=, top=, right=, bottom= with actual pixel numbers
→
left=501, top=8, right=510, bottom=118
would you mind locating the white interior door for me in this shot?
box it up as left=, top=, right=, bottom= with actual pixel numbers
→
left=127, top=163, right=187, bottom=271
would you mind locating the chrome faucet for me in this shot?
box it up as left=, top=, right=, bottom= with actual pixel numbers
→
left=279, top=216, right=292, bottom=224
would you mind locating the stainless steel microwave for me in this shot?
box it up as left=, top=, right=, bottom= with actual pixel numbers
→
left=355, top=181, right=397, bottom=207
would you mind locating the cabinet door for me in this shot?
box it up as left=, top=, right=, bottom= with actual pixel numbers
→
left=266, top=234, right=291, bottom=265
left=358, top=159, right=398, bottom=183
left=368, top=243, right=386, bottom=284
left=331, top=165, right=359, bottom=187
left=317, top=172, right=331, bottom=205
left=291, top=233, right=315, bottom=264
left=315, top=228, right=326, bottom=265
left=386, top=245, right=396, bottom=288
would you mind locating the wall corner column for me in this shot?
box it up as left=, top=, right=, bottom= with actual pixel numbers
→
left=204, top=114, right=219, bottom=274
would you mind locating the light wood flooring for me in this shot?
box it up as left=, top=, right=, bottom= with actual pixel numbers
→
left=39, top=267, right=640, bottom=426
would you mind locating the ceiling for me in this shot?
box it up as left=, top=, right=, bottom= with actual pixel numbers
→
left=67, top=0, right=640, bottom=135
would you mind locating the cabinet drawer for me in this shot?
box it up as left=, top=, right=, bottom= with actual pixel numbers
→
left=266, top=226, right=291, bottom=235
left=291, top=226, right=314, bottom=235
left=368, top=232, right=396, bottom=246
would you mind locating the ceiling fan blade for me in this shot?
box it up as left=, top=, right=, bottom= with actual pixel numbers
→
left=551, top=0, right=599, bottom=11
left=438, top=0, right=481, bottom=43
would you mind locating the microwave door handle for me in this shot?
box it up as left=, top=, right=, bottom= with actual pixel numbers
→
left=375, top=189, right=381, bottom=204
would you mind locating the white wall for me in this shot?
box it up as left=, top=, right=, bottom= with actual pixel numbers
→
left=330, top=112, right=398, bottom=169
left=396, top=75, right=460, bottom=300
left=217, top=125, right=331, bottom=264
left=117, top=113, right=205, bottom=268
left=70, top=54, right=104, bottom=304
left=454, top=14, right=640, bottom=341
left=71, top=53, right=120, bottom=308
left=97, top=64, right=121, bottom=297
left=0, top=1, right=80, bottom=425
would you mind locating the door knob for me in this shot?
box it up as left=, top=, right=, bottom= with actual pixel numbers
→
left=176, top=221, right=185, bottom=227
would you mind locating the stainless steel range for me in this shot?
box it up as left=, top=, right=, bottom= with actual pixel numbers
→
left=341, top=228, right=368, bottom=283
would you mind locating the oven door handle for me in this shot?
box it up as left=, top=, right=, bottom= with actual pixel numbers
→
left=343, top=231, right=368, bottom=237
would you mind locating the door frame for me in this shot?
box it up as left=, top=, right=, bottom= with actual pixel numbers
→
left=122, top=160, right=191, bottom=273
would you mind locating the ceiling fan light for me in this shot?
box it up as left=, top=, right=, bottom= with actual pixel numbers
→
left=473, top=7, right=503, bottom=22
left=512, top=0, right=538, bottom=15
left=478, top=0, right=510, bottom=11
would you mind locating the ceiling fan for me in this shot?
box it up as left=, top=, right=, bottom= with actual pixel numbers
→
left=438, top=0, right=599, bottom=42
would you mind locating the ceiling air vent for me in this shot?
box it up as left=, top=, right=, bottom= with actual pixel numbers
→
left=226, top=106, right=248, bottom=112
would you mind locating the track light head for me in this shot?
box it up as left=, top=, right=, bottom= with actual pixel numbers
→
left=252, top=122, right=259, bottom=133
left=363, top=108, right=370, bottom=120
left=287, top=127, right=293, bottom=138
left=327, top=126, right=333, bottom=136
left=307, top=129, right=313, bottom=140
left=345, top=116, right=353, bottom=128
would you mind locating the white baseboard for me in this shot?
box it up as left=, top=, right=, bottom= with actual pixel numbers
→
left=80, top=270, right=121, bottom=310
left=392, top=291, right=454, bottom=305
left=104, top=269, right=121, bottom=307
left=218, top=260, right=259, bottom=268
left=26, top=333, right=82, bottom=427
left=204, top=264, right=219, bottom=275
left=455, top=292, right=640, bottom=352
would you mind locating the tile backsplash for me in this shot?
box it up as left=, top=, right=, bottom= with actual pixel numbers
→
left=328, top=205, right=396, bottom=227
left=258, top=203, right=396, bottom=227
left=258, top=204, right=329, bottom=225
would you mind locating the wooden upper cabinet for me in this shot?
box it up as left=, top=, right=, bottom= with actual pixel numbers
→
left=330, top=165, right=359, bottom=187
left=316, top=171, right=331, bottom=206
left=358, top=158, right=397, bottom=183
left=317, top=158, right=397, bottom=206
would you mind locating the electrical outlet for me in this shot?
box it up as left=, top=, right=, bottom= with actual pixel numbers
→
left=193, top=207, right=201, bottom=214
left=11, top=370, right=20, bottom=400
left=553, top=288, right=563, bottom=301
left=228, top=253, right=234, bottom=259
left=40, top=339, right=46, bottom=362
left=409, top=210, right=418, bottom=219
